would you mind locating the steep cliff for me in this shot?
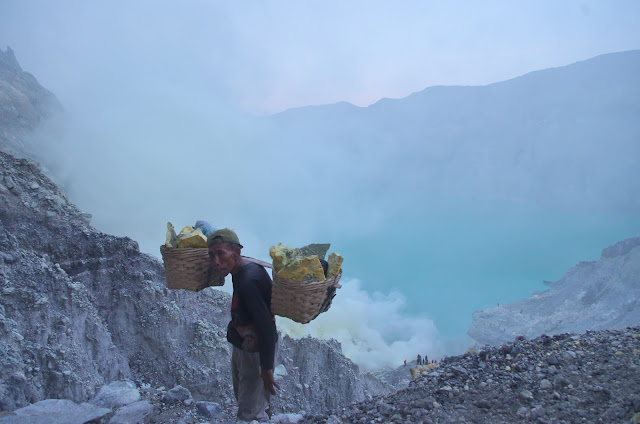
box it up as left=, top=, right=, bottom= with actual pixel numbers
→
left=468, top=236, right=640, bottom=346
left=0, top=47, right=62, bottom=158
left=0, top=147, right=389, bottom=415
left=0, top=48, right=390, bottom=415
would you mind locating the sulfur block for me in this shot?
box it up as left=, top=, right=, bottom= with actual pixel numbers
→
left=327, top=252, right=343, bottom=278
left=270, top=243, right=343, bottom=281
left=177, top=227, right=208, bottom=248
left=278, top=255, right=326, bottom=281
left=165, top=222, right=178, bottom=248
left=269, top=243, right=296, bottom=273
left=179, top=226, right=194, bottom=235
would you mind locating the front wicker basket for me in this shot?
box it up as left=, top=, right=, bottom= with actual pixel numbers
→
left=270, top=269, right=342, bottom=324
left=160, top=245, right=224, bottom=291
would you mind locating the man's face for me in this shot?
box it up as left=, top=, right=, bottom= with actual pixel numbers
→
left=208, top=243, right=239, bottom=277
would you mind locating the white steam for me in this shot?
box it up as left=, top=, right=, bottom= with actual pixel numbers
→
left=277, top=277, right=447, bottom=372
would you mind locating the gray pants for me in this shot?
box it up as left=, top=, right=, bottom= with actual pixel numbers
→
left=231, top=346, right=270, bottom=421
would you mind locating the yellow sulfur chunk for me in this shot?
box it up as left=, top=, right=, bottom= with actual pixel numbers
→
left=165, top=222, right=178, bottom=248
left=278, top=256, right=326, bottom=281
left=269, top=243, right=293, bottom=273
left=176, top=227, right=208, bottom=248
left=327, top=252, right=343, bottom=278
left=179, top=226, right=194, bottom=235
left=270, top=243, right=343, bottom=281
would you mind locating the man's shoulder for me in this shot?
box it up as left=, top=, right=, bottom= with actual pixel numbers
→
left=237, top=261, right=272, bottom=283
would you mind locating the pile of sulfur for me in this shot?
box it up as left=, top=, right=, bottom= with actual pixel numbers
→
left=269, top=243, right=343, bottom=281
left=164, top=221, right=216, bottom=248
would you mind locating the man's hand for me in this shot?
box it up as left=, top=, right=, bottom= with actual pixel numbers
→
left=261, top=369, right=280, bottom=395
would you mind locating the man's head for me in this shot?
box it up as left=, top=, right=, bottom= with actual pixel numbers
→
left=208, top=228, right=243, bottom=277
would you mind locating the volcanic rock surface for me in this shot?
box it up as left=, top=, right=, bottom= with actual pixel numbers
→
left=299, top=327, right=640, bottom=424
left=468, top=236, right=640, bottom=346
left=0, top=47, right=61, bottom=158
left=0, top=147, right=389, bottom=420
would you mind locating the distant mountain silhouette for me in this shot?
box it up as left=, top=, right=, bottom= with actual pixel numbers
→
left=270, top=50, right=640, bottom=213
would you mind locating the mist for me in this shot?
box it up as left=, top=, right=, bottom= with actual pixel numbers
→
left=2, top=1, right=640, bottom=371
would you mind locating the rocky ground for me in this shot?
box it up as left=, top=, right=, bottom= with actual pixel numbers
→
left=299, top=326, right=640, bottom=424
left=4, top=326, right=638, bottom=423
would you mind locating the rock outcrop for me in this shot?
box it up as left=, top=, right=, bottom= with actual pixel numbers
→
left=0, top=49, right=391, bottom=418
left=0, top=147, right=390, bottom=418
left=300, top=326, right=640, bottom=423
left=467, top=236, right=640, bottom=346
left=0, top=47, right=62, bottom=158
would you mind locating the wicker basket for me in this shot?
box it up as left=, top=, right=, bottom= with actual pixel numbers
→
left=270, top=269, right=343, bottom=324
left=160, top=245, right=224, bottom=291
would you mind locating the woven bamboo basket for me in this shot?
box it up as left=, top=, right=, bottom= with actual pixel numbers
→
left=160, top=246, right=224, bottom=291
left=270, top=269, right=342, bottom=324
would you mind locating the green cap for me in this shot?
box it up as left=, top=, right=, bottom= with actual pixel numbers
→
left=207, top=227, right=243, bottom=248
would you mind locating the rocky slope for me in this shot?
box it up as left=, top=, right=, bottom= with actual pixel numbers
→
left=0, top=146, right=389, bottom=419
left=468, top=236, right=640, bottom=346
left=0, top=47, right=391, bottom=419
left=299, top=326, right=640, bottom=423
left=0, top=47, right=61, bottom=158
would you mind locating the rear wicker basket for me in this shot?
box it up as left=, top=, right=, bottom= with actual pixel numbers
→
left=160, top=245, right=224, bottom=291
left=270, top=269, right=342, bottom=324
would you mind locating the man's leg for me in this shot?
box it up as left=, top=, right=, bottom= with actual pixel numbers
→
left=231, top=346, right=240, bottom=402
left=233, top=346, right=270, bottom=421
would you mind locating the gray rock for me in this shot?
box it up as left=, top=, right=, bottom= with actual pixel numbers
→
left=540, top=379, right=552, bottom=390
left=3, top=176, right=15, bottom=189
left=274, top=364, right=288, bottom=379
left=562, top=351, right=576, bottom=363
left=519, top=390, right=534, bottom=402
left=108, top=400, right=155, bottom=424
left=474, top=400, right=491, bottom=409
left=271, top=413, right=305, bottom=423
left=326, top=415, right=343, bottom=424
left=162, top=385, right=192, bottom=404
left=195, top=401, right=221, bottom=418
left=0, top=399, right=110, bottom=424
left=90, top=380, right=140, bottom=408
left=297, top=243, right=331, bottom=260
left=451, top=366, right=468, bottom=375
left=531, top=406, right=546, bottom=418
left=0, top=252, right=16, bottom=264
left=547, top=356, right=560, bottom=366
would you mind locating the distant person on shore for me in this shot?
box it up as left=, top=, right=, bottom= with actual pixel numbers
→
left=417, top=354, right=422, bottom=365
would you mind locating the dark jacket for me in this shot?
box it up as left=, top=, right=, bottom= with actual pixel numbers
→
left=226, top=261, right=277, bottom=370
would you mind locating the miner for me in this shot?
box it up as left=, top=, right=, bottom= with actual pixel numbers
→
left=207, top=228, right=279, bottom=421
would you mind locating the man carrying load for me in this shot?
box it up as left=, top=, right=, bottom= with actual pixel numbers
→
left=207, top=228, right=279, bottom=421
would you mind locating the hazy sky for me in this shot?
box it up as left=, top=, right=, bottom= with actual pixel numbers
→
left=1, top=1, right=639, bottom=114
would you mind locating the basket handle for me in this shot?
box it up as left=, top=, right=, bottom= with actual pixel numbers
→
left=242, top=256, right=274, bottom=269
